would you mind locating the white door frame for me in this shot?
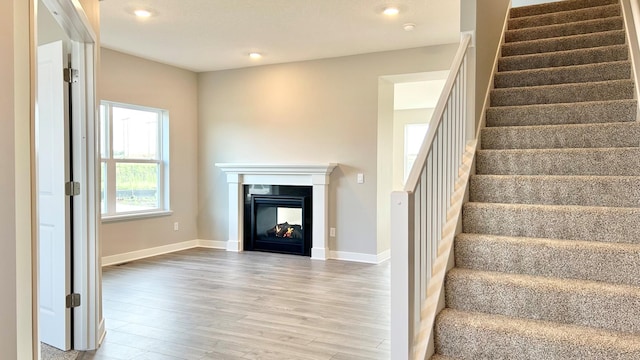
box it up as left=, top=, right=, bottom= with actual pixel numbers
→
left=36, top=0, right=102, bottom=351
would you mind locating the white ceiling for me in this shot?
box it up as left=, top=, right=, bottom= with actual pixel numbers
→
left=99, top=0, right=461, bottom=73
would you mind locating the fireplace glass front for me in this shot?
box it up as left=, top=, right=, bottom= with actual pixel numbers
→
left=244, top=185, right=312, bottom=256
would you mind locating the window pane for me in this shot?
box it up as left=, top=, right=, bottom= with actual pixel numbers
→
left=100, top=104, right=108, bottom=159
left=101, top=161, right=106, bottom=214
left=112, top=106, right=159, bottom=160
left=115, top=162, right=159, bottom=213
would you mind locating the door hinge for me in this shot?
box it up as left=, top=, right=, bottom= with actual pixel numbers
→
left=65, top=181, right=81, bottom=196
left=66, top=293, right=81, bottom=308
left=63, top=68, right=78, bottom=83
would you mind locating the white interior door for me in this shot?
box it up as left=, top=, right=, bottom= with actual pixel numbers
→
left=37, top=39, right=72, bottom=351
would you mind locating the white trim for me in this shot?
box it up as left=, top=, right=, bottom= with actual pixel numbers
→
left=377, top=249, right=391, bottom=263
left=103, top=240, right=386, bottom=266
left=329, top=250, right=381, bottom=264
left=215, top=163, right=337, bottom=176
left=197, top=239, right=227, bottom=249
left=101, top=240, right=227, bottom=266
left=226, top=240, right=241, bottom=252
left=101, top=210, right=173, bottom=223
left=102, top=240, right=200, bottom=266
left=37, top=0, right=101, bottom=352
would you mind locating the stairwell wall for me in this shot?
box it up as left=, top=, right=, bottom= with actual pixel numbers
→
left=462, top=0, right=511, bottom=128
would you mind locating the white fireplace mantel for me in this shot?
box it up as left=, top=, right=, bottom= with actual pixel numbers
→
left=215, top=163, right=338, bottom=260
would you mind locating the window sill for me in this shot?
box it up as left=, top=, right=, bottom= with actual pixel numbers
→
left=101, top=210, right=173, bottom=223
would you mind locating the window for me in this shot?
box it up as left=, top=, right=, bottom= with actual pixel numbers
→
left=404, top=123, right=429, bottom=184
left=100, top=101, right=170, bottom=219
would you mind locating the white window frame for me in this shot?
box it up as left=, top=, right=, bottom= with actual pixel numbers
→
left=100, top=101, right=171, bottom=221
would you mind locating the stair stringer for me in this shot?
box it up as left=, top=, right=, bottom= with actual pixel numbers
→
left=417, top=10, right=509, bottom=356
left=413, top=141, right=475, bottom=360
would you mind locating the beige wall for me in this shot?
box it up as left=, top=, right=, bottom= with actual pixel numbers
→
left=2, top=1, right=19, bottom=357
left=475, top=0, right=511, bottom=125
left=198, top=45, right=459, bottom=256
left=99, top=48, right=199, bottom=257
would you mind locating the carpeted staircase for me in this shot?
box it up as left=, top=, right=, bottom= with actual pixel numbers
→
left=432, top=0, right=640, bottom=358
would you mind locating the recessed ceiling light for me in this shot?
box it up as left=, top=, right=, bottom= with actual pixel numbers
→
left=383, top=7, right=399, bottom=16
left=403, top=23, right=416, bottom=31
left=134, top=9, right=152, bottom=18
left=249, top=52, right=262, bottom=59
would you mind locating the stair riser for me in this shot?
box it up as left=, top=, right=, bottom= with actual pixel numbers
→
left=455, top=234, right=640, bottom=287
left=446, top=270, right=640, bottom=333
left=476, top=148, right=640, bottom=176
left=470, top=175, right=640, bottom=207
left=498, top=45, right=627, bottom=72
left=505, top=17, right=623, bottom=43
left=502, top=30, right=625, bottom=56
left=510, top=0, right=619, bottom=18
left=494, top=61, right=631, bottom=88
left=490, top=80, right=633, bottom=107
left=508, top=4, right=620, bottom=30
left=481, top=123, right=640, bottom=149
left=462, top=203, right=640, bottom=243
left=485, top=100, right=637, bottom=127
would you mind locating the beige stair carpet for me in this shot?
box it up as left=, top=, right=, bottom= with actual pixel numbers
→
left=431, top=0, right=640, bottom=358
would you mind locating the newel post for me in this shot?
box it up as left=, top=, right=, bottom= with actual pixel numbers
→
left=391, top=190, right=415, bottom=359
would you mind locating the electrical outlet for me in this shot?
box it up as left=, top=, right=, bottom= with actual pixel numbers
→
left=330, top=227, right=336, bottom=237
left=357, top=173, right=364, bottom=184
left=174, top=222, right=179, bottom=231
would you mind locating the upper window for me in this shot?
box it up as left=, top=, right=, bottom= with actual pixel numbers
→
left=100, top=101, right=170, bottom=219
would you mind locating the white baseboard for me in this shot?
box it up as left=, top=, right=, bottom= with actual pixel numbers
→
left=102, top=239, right=226, bottom=267
left=329, top=250, right=381, bottom=264
left=377, top=249, right=391, bottom=263
left=197, top=239, right=227, bottom=249
left=102, top=240, right=382, bottom=266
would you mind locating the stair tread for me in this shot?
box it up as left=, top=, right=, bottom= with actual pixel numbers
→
left=493, top=78, right=631, bottom=89
left=505, top=16, right=623, bottom=43
left=499, top=44, right=628, bottom=71
left=502, top=43, right=626, bottom=60
left=457, top=232, right=640, bottom=250
left=481, top=121, right=640, bottom=150
left=463, top=202, right=640, bottom=243
left=494, top=61, right=631, bottom=88
left=486, top=99, right=637, bottom=127
left=482, top=120, right=639, bottom=131
left=447, top=267, right=640, bottom=332
left=435, top=309, right=640, bottom=358
left=478, top=146, right=640, bottom=154
left=502, top=29, right=626, bottom=57
left=464, top=201, right=640, bottom=214
left=456, top=233, right=640, bottom=286
left=448, top=267, right=640, bottom=298
left=510, top=0, right=619, bottom=18
left=469, top=174, right=640, bottom=207
left=508, top=4, right=620, bottom=30
left=490, top=79, right=634, bottom=107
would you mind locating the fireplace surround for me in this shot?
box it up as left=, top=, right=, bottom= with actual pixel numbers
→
left=215, top=163, right=337, bottom=260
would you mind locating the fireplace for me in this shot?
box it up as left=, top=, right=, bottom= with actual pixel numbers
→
left=215, top=163, right=337, bottom=260
left=244, top=185, right=312, bottom=256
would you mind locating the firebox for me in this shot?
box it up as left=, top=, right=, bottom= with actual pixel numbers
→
left=243, top=185, right=312, bottom=256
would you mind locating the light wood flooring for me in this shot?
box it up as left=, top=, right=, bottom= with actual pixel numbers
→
left=80, top=248, right=390, bottom=360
